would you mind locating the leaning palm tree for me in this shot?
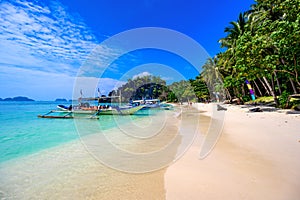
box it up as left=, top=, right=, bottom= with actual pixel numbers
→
left=201, top=57, right=226, bottom=100
left=219, top=12, right=247, bottom=49
left=218, top=12, right=248, bottom=84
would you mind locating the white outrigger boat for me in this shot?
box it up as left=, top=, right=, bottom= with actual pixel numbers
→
left=37, top=108, right=99, bottom=119
left=38, top=103, right=145, bottom=119
left=57, top=104, right=145, bottom=115
left=132, top=99, right=173, bottom=110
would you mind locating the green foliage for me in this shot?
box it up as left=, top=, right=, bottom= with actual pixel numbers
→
left=245, top=96, right=274, bottom=104
left=278, top=90, right=290, bottom=108
left=112, top=75, right=208, bottom=103
left=242, top=95, right=251, bottom=103
left=113, top=0, right=300, bottom=109
left=114, top=75, right=167, bottom=102
left=167, top=91, right=177, bottom=102
left=290, top=99, right=300, bottom=109
left=168, top=80, right=196, bottom=102
left=189, top=75, right=209, bottom=101
left=216, top=0, right=300, bottom=107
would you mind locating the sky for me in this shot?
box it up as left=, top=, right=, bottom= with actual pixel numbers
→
left=0, top=0, right=254, bottom=100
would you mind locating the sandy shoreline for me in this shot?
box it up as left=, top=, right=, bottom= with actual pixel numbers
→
left=1, top=104, right=300, bottom=199
left=166, top=103, right=300, bottom=200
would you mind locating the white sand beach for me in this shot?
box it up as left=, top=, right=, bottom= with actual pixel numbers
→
left=165, top=103, right=300, bottom=200
left=0, top=104, right=300, bottom=200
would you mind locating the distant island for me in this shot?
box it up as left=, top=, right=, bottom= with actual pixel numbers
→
left=55, top=98, right=68, bottom=102
left=0, top=96, right=35, bottom=101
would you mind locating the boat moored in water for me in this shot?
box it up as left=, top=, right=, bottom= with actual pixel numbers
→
left=132, top=99, right=173, bottom=110
left=38, top=103, right=145, bottom=119
left=97, top=104, right=145, bottom=115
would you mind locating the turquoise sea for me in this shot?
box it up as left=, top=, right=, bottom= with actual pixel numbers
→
left=0, top=101, right=155, bottom=163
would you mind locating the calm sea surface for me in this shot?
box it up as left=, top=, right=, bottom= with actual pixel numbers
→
left=0, top=101, right=156, bottom=163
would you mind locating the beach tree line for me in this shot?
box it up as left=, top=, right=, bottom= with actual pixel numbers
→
left=206, top=0, right=300, bottom=107
left=108, top=75, right=209, bottom=103
left=109, top=75, right=168, bottom=102
left=110, top=0, right=300, bottom=107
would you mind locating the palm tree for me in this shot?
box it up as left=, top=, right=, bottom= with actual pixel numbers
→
left=201, top=57, right=228, bottom=100
left=219, top=12, right=247, bottom=49
left=217, top=12, right=249, bottom=98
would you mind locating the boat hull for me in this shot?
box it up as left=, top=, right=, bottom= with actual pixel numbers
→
left=37, top=110, right=99, bottom=119
left=38, top=105, right=145, bottom=119
left=98, top=105, right=145, bottom=115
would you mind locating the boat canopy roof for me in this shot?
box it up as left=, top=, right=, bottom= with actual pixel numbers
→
left=79, top=96, right=120, bottom=101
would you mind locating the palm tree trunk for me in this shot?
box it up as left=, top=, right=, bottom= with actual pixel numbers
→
left=263, top=77, right=274, bottom=96
left=225, top=87, right=232, bottom=100
left=253, top=79, right=263, bottom=97
left=289, top=77, right=297, bottom=94
left=258, top=77, right=271, bottom=96
left=270, top=74, right=275, bottom=96
left=293, top=54, right=300, bottom=87
left=263, top=76, right=278, bottom=106
left=242, top=86, right=245, bottom=97
left=273, top=71, right=282, bottom=95
left=233, top=88, right=238, bottom=98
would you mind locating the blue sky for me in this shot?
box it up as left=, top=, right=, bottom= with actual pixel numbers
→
left=0, top=0, right=254, bottom=100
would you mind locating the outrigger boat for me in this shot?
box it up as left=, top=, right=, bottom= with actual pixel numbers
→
left=57, top=104, right=145, bottom=115
left=37, top=108, right=100, bottom=119
left=38, top=101, right=145, bottom=119
left=96, top=104, right=145, bottom=115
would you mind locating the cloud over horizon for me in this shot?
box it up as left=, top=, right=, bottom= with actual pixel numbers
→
left=0, top=0, right=126, bottom=99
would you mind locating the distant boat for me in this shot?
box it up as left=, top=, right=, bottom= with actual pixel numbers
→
left=132, top=99, right=160, bottom=109
left=132, top=99, right=173, bottom=110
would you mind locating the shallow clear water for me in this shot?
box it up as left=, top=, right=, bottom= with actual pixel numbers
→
left=0, top=101, right=159, bottom=163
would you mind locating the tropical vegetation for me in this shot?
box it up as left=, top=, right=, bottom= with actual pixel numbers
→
left=108, top=75, right=204, bottom=103
left=204, top=0, right=300, bottom=108
left=110, top=0, right=300, bottom=108
left=108, top=75, right=168, bottom=102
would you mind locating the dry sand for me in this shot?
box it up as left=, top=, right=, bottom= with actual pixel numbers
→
left=1, top=104, right=300, bottom=200
left=165, top=103, right=300, bottom=200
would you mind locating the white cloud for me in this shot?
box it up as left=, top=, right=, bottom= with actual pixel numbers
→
left=0, top=0, right=128, bottom=99
left=0, top=0, right=141, bottom=79
left=0, top=0, right=100, bottom=75
left=132, top=71, right=151, bottom=79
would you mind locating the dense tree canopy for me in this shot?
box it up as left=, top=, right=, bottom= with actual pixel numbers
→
left=109, top=75, right=168, bottom=102
left=211, top=0, right=300, bottom=107
left=110, top=75, right=209, bottom=103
